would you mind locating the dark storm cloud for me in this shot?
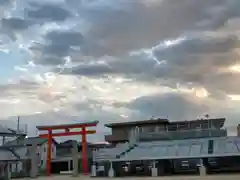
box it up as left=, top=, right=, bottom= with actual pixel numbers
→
left=30, top=30, right=84, bottom=65
left=65, top=63, right=112, bottom=76
left=0, top=0, right=10, bottom=6
left=151, top=34, right=240, bottom=94
left=200, top=0, right=240, bottom=30
left=46, top=31, right=84, bottom=46
left=43, top=44, right=71, bottom=57
left=152, top=34, right=240, bottom=77
left=28, top=0, right=240, bottom=65
left=1, top=17, right=33, bottom=30
left=79, top=0, right=226, bottom=56
left=60, top=51, right=157, bottom=76
left=62, top=34, right=240, bottom=78
left=26, top=4, right=71, bottom=22
left=154, top=35, right=239, bottom=60
left=60, top=32, right=240, bottom=97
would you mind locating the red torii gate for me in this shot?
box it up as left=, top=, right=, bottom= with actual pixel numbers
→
left=36, top=121, right=98, bottom=176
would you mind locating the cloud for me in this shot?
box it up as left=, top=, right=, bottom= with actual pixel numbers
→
left=26, top=4, right=71, bottom=22
left=1, top=17, right=33, bottom=30
left=79, top=0, right=229, bottom=56
left=60, top=33, right=240, bottom=97
left=29, top=30, right=84, bottom=65
left=127, top=92, right=212, bottom=120
left=1, top=90, right=239, bottom=139
left=199, top=0, right=240, bottom=30
left=1, top=0, right=240, bottom=141
left=0, top=0, right=10, bottom=6
left=25, top=0, right=234, bottom=65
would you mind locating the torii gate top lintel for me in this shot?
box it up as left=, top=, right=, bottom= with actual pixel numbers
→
left=36, top=120, right=99, bottom=131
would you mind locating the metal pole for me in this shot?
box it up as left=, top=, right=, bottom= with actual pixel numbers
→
left=17, top=116, right=20, bottom=133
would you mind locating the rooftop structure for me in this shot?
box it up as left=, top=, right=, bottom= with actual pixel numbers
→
left=105, top=118, right=226, bottom=143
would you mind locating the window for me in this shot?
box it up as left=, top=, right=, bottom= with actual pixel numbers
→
left=140, top=126, right=155, bottom=133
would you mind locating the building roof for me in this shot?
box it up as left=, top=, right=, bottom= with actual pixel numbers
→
left=105, top=118, right=169, bottom=128
left=57, top=140, right=111, bottom=150
left=5, top=136, right=58, bottom=146
left=0, top=147, right=28, bottom=161
left=36, top=120, right=99, bottom=130
left=58, top=140, right=92, bottom=148
left=110, top=136, right=240, bottom=162
left=0, top=124, right=26, bottom=137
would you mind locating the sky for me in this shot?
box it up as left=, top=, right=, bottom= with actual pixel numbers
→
left=0, top=0, right=240, bottom=142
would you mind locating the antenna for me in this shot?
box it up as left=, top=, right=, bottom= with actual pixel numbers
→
left=25, top=124, right=28, bottom=135
left=17, top=116, right=20, bottom=133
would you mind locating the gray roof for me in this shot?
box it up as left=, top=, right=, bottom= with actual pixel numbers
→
left=0, top=147, right=28, bottom=161
left=94, top=136, right=240, bottom=162
left=0, top=124, right=26, bottom=137
left=5, top=137, right=54, bottom=146
left=116, top=136, right=240, bottom=161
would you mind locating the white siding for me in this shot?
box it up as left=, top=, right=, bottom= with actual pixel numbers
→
left=40, top=142, right=56, bottom=169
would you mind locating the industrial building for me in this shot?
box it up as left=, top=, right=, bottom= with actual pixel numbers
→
left=93, top=118, right=240, bottom=177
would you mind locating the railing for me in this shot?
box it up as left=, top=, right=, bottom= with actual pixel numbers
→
left=164, top=119, right=225, bottom=132
left=139, top=129, right=227, bottom=141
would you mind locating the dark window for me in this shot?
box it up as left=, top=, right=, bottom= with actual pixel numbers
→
left=208, top=140, right=214, bottom=154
